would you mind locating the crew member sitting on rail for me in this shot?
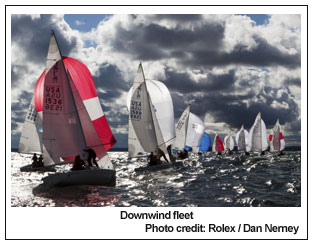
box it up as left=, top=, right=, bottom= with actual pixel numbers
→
left=72, top=155, right=86, bottom=171
left=84, top=148, right=99, bottom=168
left=32, top=153, right=38, bottom=168
left=148, top=152, right=159, bottom=166
left=38, top=155, right=44, bottom=167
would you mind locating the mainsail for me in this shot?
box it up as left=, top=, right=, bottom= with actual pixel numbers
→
left=173, top=105, right=190, bottom=151
left=128, top=63, right=172, bottom=161
left=269, top=119, right=285, bottom=152
left=235, top=125, right=250, bottom=152
left=248, top=112, right=268, bottom=152
left=223, top=133, right=234, bottom=151
left=18, top=96, right=43, bottom=154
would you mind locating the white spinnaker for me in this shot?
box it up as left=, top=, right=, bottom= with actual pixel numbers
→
left=223, top=134, right=234, bottom=151
left=173, top=105, right=190, bottom=150
left=185, top=112, right=205, bottom=148
left=235, top=125, right=250, bottom=152
left=128, top=64, right=158, bottom=157
left=18, top=97, right=43, bottom=154
left=146, top=80, right=175, bottom=147
left=43, top=32, right=87, bottom=164
left=249, top=113, right=268, bottom=152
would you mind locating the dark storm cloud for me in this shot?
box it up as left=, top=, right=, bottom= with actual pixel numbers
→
left=109, top=18, right=299, bottom=69
left=11, top=14, right=77, bottom=64
left=111, top=21, right=225, bottom=61
left=284, top=77, right=301, bottom=87
left=189, top=36, right=300, bottom=68
left=93, top=63, right=129, bottom=104
left=164, top=68, right=235, bottom=93
left=147, top=14, right=204, bottom=22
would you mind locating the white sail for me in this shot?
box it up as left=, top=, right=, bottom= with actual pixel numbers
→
left=235, top=125, right=250, bottom=152
left=249, top=112, right=268, bottom=152
left=173, top=105, right=190, bottom=150
left=128, top=64, right=171, bottom=161
left=18, top=97, right=43, bottom=154
left=185, top=112, right=205, bottom=149
left=223, top=133, right=234, bottom=151
left=42, top=31, right=87, bottom=164
left=146, top=80, right=175, bottom=147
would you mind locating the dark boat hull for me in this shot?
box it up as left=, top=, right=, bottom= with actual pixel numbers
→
left=20, top=164, right=56, bottom=172
left=42, top=169, right=116, bottom=187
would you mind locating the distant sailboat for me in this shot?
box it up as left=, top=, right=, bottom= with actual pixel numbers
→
left=172, top=105, right=204, bottom=156
left=248, top=112, right=268, bottom=153
left=235, top=125, right=250, bottom=153
left=223, top=133, right=234, bottom=153
left=212, top=133, right=224, bottom=154
left=199, top=132, right=211, bottom=152
left=269, top=119, right=285, bottom=153
left=20, top=31, right=116, bottom=186
left=127, top=63, right=175, bottom=168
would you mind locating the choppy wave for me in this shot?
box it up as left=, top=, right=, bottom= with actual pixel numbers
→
left=11, top=151, right=301, bottom=207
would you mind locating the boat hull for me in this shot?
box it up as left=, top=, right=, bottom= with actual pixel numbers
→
left=42, top=169, right=116, bottom=187
left=20, top=164, right=56, bottom=172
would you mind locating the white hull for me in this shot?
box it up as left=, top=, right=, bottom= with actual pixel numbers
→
left=42, top=169, right=116, bottom=187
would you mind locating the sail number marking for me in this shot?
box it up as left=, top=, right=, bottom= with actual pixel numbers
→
left=45, top=85, right=63, bottom=111
left=130, top=100, right=142, bottom=120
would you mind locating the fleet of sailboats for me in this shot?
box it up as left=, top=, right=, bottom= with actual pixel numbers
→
left=17, top=30, right=288, bottom=185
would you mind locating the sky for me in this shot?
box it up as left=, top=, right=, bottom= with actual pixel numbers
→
left=11, top=14, right=301, bottom=148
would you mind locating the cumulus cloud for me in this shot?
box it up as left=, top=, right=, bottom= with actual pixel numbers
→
left=10, top=14, right=301, bottom=148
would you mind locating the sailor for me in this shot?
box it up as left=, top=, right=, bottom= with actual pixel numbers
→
left=38, top=155, right=44, bottom=167
left=245, top=151, right=250, bottom=156
left=72, top=155, right=86, bottom=171
left=157, top=148, right=169, bottom=163
left=32, top=153, right=38, bottom=168
left=148, top=152, right=158, bottom=166
left=179, top=149, right=188, bottom=159
left=84, top=148, right=99, bottom=168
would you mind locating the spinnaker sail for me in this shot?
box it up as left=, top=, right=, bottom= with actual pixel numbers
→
left=223, top=133, right=234, bottom=151
left=212, top=133, right=224, bottom=153
left=199, top=132, right=211, bottom=152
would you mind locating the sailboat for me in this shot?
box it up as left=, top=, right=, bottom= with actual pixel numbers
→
left=172, top=105, right=205, bottom=158
left=269, top=119, right=285, bottom=154
left=199, top=132, right=211, bottom=153
left=223, top=133, right=234, bottom=154
left=127, top=63, right=175, bottom=172
left=248, top=112, right=268, bottom=154
left=20, top=30, right=116, bottom=186
left=235, top=125, right=250, bottom=154
left=212, top=133, right=224, bottom=154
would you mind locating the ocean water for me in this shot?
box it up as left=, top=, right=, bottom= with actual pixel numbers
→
left=10, top=151, right=301, bottom=207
